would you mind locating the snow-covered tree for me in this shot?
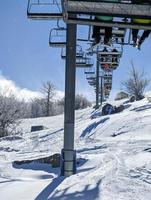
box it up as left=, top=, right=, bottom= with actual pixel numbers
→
left=29, top=97, right=64, bottom=118
left=121, top=61, right=150, bottom=100
left=115, top=91, right=129, bottom=101
left=0, top=94, right=25, bottom=137
left=75, top=94, right=91, bottom=110
left=30, top=98, right=45, bottom=118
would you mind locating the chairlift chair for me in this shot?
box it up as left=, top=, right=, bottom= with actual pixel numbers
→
left=89, top=83, right=96, bottom=87
left=98, top=51, right=122, bottom=57
left=104, top=84, right=112, bottom=91
left=100, top=63, right=112, bottom=71
left=104, top=75, right=112, bottom=80
left=86, top=76, right=96, bottom=80
left=61, top=45, right=90, bottom=61
left=76, top=56, right=93, bottom=68
left=98, top=52, right=120, bottom=68
left=27, top=0, right=63, bottom=19
left=104, top=71, right=113, bottom=77
left=85, top=69, right=96, bottom=79
left=88, top=81, right=95, bottom=85
left=86, top=50, right=94, bottom=56
left=98, top=54, right=110, bottom=63
left=104, top=94, right=109, bottom=99
left=112, top=27, right=126, bottom=44
left=104, top=81, right=112, bottom=86
left=112, top=63, right=119, bottom=70
left=99, top=27, right=125, bottom=36
left=104, top=93, right=110, bottom=98
left=49, top=27, right=66, bottom=47
left=99, top=27, right=126, bottom=44
left=104, top=79, right=112, bottom=84
left=76, top=45, right=84, bottom=58
left=104, top=89, right=111, bottom=96
left=76, top=57, right=87, bottom=67
left=89, top=81, right=96, bottom=84
left=104, top=87, right=110, bottom=93
left=84, top=71, right=95, bottom=75
left=61, top=47, right=66, bottom=59
left=88, top=80, right=96, bottom=85
left=101, top=61, right=119, bottom=70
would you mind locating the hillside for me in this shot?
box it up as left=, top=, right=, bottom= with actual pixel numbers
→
left=0, top=98, right=151, bottom=200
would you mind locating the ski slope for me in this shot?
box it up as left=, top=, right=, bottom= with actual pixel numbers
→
left=0, top=98, right=151, bottom=200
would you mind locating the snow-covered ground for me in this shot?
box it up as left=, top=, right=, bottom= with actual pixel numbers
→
left=0, top=98, right=151, bottom=200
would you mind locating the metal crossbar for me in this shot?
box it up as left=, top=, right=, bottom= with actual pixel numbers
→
left=66, top=18, right=151, bottom=30
left=65, top=1, right=151, bottom=18
left=63, top=1, right=151, bottom=29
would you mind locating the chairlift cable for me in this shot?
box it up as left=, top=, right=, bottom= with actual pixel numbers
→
left=54, top=0, right=62, bottom=13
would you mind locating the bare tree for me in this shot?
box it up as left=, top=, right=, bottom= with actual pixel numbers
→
left=41, top=81, right=56, bottom=116
left=121, top=61, right=150, bottom=100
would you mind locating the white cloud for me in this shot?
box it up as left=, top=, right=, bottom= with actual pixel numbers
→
left=0, top=74, right=65, bottom=102
left=0, top=74, right=42, bottom=101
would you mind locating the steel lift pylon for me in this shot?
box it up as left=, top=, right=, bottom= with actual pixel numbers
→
left=27, top=0, right=151, bottom=177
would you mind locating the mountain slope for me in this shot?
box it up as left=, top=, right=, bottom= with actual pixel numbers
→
left=0, top=98, right=151, bottom=200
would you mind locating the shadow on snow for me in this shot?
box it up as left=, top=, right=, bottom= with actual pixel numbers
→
left=35, top=178, right=102, bottom=200
left=12, top=162, right=59, bottom=175
left=77, top=145, right=107, bottom=154
left=131, top=104, right=151, bottom=112
left=80, top=117, right=109, bottom=138
left=39, top=128, right=64, bottom=139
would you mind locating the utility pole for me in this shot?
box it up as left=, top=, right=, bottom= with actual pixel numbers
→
left=95, top=50, right=100, bottom=109
left=61, top=18, right=77, bottom=176
left=100, top=75, right=103, bottom=106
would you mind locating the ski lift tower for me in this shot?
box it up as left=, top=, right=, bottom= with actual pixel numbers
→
left=27, top=0, right=151, bottom=177
left=27, top=0, right=77, bottom=177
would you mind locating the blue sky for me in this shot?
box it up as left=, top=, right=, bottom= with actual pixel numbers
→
left=0, top=0, right=151, bottom=100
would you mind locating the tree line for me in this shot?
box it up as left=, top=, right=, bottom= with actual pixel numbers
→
left=0, top=81, right=91, bottom=137
left=0, top=62, right=150, bottom=138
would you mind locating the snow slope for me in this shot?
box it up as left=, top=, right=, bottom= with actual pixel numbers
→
left=0, top=98, right=151, bottom=200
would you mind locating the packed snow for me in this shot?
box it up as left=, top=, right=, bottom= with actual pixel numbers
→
left=0, top=97, right=151, bottom=200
